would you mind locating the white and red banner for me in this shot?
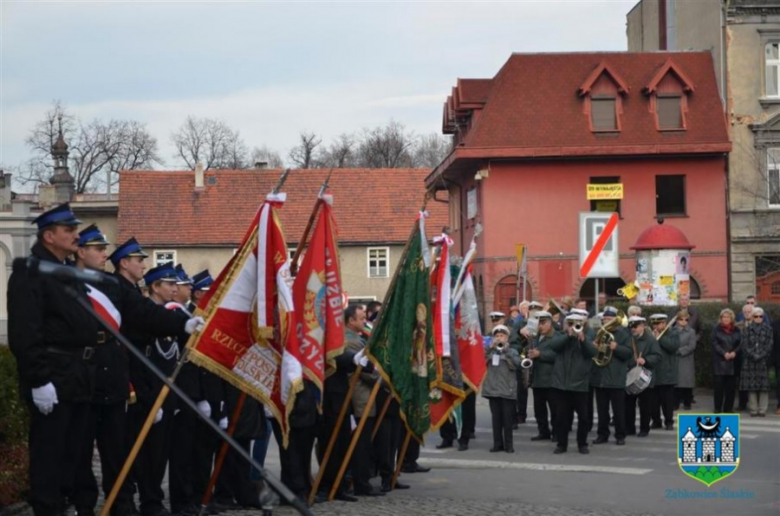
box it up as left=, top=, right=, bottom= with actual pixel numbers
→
left=432, top=233, right=453, bottom=358
left=292, top=194, right=345, bottom=405
left=86, top=284, right=121, bottom=332
left=187, top=193, right=303, bottom=447
left=452, top=244, right=487, bottom=392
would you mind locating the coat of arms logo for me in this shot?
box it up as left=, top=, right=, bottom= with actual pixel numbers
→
left=677, top=413, right=740, bottom=487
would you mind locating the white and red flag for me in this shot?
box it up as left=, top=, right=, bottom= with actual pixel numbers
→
left=291, top=193, right=345, bottom=405
left=187, top=192, right=303, bottom=447
left=452, top=243, right=487, bottom=393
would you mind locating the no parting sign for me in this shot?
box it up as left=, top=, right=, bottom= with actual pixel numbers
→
left=579, top=212, right=619, bottom=278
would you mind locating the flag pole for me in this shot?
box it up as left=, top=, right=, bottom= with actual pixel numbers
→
left=197, top=392, right=247, bottom=516
left=101, top=346, right=191, bottom=516
left=291, top=169, right=332, bottom=276
left=372, top=394, right=393, bottom=440
left=327, top=379, right=382, bottom=501
left=392, top=430, right=413, bottom=489
left=308, top=371, right=360, bottom=505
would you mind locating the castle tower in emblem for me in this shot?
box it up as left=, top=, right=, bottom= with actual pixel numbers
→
left=720, top=427, right=735, bottom=463
left=682, top=428, right=697, bottom=462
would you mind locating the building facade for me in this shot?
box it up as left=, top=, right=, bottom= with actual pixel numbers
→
left=628, top=0, right=780, bottom=302
left=427, top=52, right=731, bottom=315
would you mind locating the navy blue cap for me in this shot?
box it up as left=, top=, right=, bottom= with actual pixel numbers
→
left=78, top=224, right=110, bottom=247
left=108, top=237, right=149, bottom=266
left=32, top=203, right=82, bottom=230
left=175, top=264, right=193, bottom=285
left=192, top=269, right=213, bottom=291
left=144, top=263, right=179, bottom=285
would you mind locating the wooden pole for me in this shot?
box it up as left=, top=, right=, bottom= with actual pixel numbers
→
left=372, top=394, right=392, bottom=440
left=198, top=392, right=248, bottom=514
left=99, top=354, right=188, bottom=516
left=392, top=430, right=413, bottom=489
left=307, top=368, right=361, bottom=505
left=291, top=169, right=332, bottom=276
left=327, top=380, right=382, bottom=501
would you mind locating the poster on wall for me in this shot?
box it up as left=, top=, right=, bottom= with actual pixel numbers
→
left=676, top=252, right=690, bottom=275
left=467, top=188, right=477, bottom=220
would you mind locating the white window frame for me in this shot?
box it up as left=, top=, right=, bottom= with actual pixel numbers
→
left=768, top=148, right=780, bottom=208
left=367, top=247, right=390, bottom=278
left=766, top=42, right=780, bottom=98
left=154, top=250, right=177, bottom=267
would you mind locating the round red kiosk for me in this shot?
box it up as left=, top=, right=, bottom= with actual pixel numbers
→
left=630, top=219, right=695, bottom=306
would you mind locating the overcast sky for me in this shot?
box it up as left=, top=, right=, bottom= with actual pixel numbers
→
left=1, top=0, right=636, bottom=171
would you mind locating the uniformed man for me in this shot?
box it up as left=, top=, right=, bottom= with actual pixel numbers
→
left=8, top=203, right=96, bottom=516
left=509, top=300, right=544, bottom=425
left=591, top=308, right=632, bottom=446
left=70, top=225, right=131, bottom=516
left=548, top=313, right=596, bottom=454
left=190, top=270, right=213, bottom=310
left=624, top=316, right=662, bottom=438
left=526, top=311, right=565, bottom=442
left=650, top=314, right=680, bottom=431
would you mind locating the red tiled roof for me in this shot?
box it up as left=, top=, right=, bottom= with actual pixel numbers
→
left=434, top=52, right=730, bottom=179
left=117, top=169, right=448, bottom=247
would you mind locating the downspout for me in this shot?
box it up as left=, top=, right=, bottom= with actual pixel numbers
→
left=722, top=0, right=733, bottom=303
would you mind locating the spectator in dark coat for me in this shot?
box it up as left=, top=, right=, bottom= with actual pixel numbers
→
left=711, top=309, right=741, bottom=414
left=740, top=307, right=773, bottom=417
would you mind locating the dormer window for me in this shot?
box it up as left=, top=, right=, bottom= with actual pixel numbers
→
left=657, top=95, right=683, bottom=129
left=591, top=97, right=617, bottom=131
left=579, top=62, right=629, bottom=134
left=645, top=59, right=694, bottom=132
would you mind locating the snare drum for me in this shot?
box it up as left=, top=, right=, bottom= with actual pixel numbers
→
left=625, top=366, right=652, bottom=395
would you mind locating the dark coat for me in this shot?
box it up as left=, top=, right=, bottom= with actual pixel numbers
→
left=530, top=331, right=566, bottom=389
left=711, top=324, right=741, bottom=377
left=627, top=331, right=662, bottom=389
left=654, top=331, right=680, bottom=386
left=549, top=332, right=597, bottom=393
left=591, top=326, right=633, bottom=389
left=739, top=323, right=773, bottom=392
left=346, top=328, right=379, bottom=417
left=224, top=383, right=267, bottom=440
left=8, top=242, right=100, bottom=403
left=772, top=320, right=780, bottom=368
left=675, top=326, right=697, bottom=389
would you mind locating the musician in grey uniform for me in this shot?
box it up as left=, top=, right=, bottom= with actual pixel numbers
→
left=650, top=314, right=680, bottom=430
left=624, top=316, right=661, bottom=438
left=526, top=311, right=566, bottom=442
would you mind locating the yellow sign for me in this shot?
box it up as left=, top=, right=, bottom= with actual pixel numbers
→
left=587, top=183, right=624, bottom=200
left=515, top=244, right=526, bottom=269
left=659, top=275, right=674, bottom=286
left=594, top=200, right=618, bottom=212
left=617, top=282, right=639, bottom=299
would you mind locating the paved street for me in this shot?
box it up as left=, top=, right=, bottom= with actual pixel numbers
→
left=78, top=391, right=779, bottom=516
left=265, top=391, right=779, bottom=516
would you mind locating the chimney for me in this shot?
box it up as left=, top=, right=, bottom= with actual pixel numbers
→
left=195, top=162, right=205, bottom=188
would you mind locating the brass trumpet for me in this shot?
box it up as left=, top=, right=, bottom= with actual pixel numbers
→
left=495, top=341, right=507, bottom=352
left=520, top=352, right=533, bottom=369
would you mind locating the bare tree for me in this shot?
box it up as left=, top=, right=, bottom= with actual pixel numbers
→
left=317, top=133, right=356, bottom=168
left=249, top=145, right=284, bottom=168
left=355, top=120, right=416, bottom=168
left=17, top=101, right=161, bottom=193
left=171, top=116, right=249, bottom=169
left=288, top=132, right=322, bottom=169
left=412, top=133, right=453, bottom=168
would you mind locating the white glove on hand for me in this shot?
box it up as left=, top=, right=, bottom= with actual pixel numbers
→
left=184, top=316, right=205, bottom=335
left=352, top=348, right=369, bottom=368
left=153, top=408, right=163, bottom=424
left=32, top=382, right=58, bottom=415
left=197, top=400, right=211, bottom=418
left=219, top=417, right=228, bottom=430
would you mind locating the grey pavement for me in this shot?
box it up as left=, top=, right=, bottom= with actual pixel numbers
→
left=87, top=390, right=779, bottom=516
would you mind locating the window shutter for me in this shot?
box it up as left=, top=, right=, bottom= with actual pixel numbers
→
left=657, top=97, right=682, bottom=129
left=591, top=98, right=616, bottom=130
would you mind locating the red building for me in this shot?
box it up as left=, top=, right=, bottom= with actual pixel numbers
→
left=426, top=52, right=731, bottom=314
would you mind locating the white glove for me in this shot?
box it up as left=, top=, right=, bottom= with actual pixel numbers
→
left=197, top=400, right=211, bottom=418
left=352, top=348, right=369, bottom=368
left=32, top=382, right=58, bottom=415
left=153, top=408, right=163, bottom=424
left=219, top=417, right=228, bottom=430
left=184, top=316, right=205, bottom=335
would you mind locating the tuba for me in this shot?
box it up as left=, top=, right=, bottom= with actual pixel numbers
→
left=592, top=310, right=627, bottom=367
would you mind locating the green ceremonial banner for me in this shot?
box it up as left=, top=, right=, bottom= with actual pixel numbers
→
left=367, top=217, right=436, bottom=441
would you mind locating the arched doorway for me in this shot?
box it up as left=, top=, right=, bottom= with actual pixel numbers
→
left=494, top=274, right=531, bottom=314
